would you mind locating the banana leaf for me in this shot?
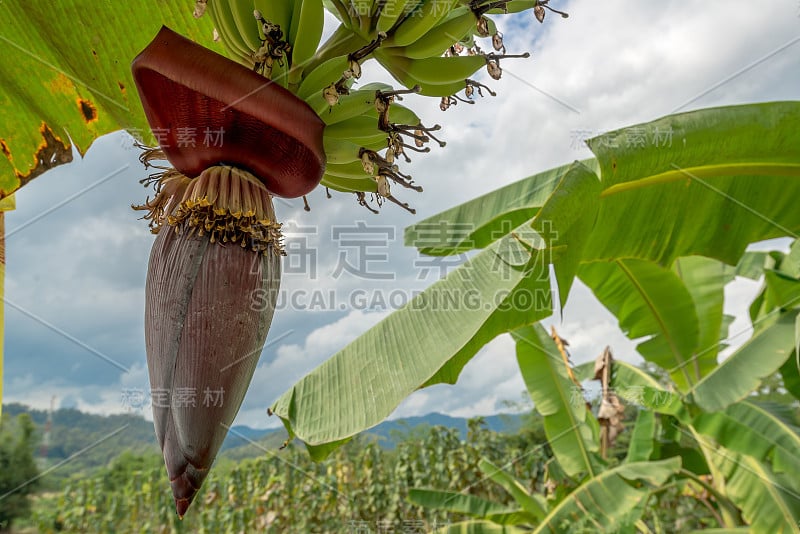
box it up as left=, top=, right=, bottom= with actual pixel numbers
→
left=478, top=458, right=547, bottom=521
left=693, top=400, right=800, bottom=475
left=512, top=323, right=601, bottom=478
left=625, top=410, right=655, bottom=463
left=708, top=447, right=800, bottom=531
left=271, top=163, right=601, bottom=457
left=408, top=488, right=535, bottom=526
left=531, top=457, right=681, bottom=533
left=578, top=259, right=701, bottom=391
left=408, top=103, right=800, bottom=269
left=687, top=312, right=797, bottom=412
left=0, top=0, right=219, bottom=197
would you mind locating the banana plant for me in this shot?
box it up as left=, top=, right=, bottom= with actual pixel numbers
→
left=269, top=101, right=800, bottom=529
left=0, top=0, right=569, bottom=517
left=407, top=251, right=800, bottom=531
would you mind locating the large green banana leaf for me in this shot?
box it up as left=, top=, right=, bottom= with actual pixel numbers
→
left=407, top=488, right=534, bottom=526
left=531, top=457, right=682, bottom=533
left=583, top=102, right=800, bottom=266
left=275, top=101, right=800, bottom=454
left=686, top=311, right=797, bottom=412
left=578, top=259, right=702, bottom=391
left=404, top=159, right=599, bottom=257
left=708, top=447, right=800, bottom=532
left=673, top=256, right=736, bottom=360
left=408, top=102, right=800, bottom=267
left=578, top=256, right=736, bottom=392
left=511, top=323, right=600, bottom=478
left=271, top=163, right=601, bottom=456
left=0, top=0, right=219, bottom=197
left=692, top=401, right=800, bottom=475
left=624, top=410, right=656, bottom=463
left=477, top=458, right=547, bottom=521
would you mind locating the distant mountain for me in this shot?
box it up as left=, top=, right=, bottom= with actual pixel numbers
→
left=2, top=403, right=159, bottom=487
left=2, top=403, right=524, bottom=481
left=364, top=412, right=523, bottom=448
left=219, top=412, right=525, bottom=458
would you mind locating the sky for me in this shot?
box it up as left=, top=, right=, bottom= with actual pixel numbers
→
left=4, top=0, right=800, bottom=429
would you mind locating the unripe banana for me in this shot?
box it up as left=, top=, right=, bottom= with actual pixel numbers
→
left=386, top=8, right=476, bottom=59
left=229, top=0, right=263, bottom=52
left=383, top=0, right=459, bottom=47
left=310, top=84, right=394, bottom=123
left=288, top=0, right=325, bottom=77
left=322, top=0, right=352, bottom=26
left=269, top=50, right=291, bottom=88
left=379, top=51, right=485, bottom=85
left=325, top=160, right=377, bottom=179
left=381, top=102, right=420, bottom=125
left=297, top=55, right=350, bottom=100
left=324, top=116, right=388, bottom=144
left=208, top=0, right=255, bottom=66
left=474, top=14, right=497, bottom=38
left=497, top=0, right=541, bottom=15
left=253, top=0, right=293, bottom=34
left=322, top=174, right=374, bottom=193
left=377, top=51, right=484, bottom=95
left=323, top=137, right=365, bottom=164
left=376, top=0, right=416, bottom=33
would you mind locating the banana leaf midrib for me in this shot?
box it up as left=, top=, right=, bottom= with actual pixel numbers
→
left=600, top=162, right=800, bottom=198
left=614, top=259, right=697, bottom=388
left=513, top=327, right=597, bottom=479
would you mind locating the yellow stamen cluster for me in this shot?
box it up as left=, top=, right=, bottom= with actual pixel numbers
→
left=134, top=163, right=284, bottom=256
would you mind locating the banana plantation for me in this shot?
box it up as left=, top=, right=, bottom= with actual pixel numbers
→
left=1, top=0, right=799, bottom=532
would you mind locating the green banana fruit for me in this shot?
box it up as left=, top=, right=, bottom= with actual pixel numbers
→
left=322, top=173, right=377, bottom=193
left=376, top=0, right=413, bottom=33
left=288, top=0, right=326, bottom=75
left=323, top=137, right=366, bottom=164
left=310, top=84, right=393, bottom=123
left=297, top=55, right=350, bottom=100
left=253, top=0, right=293, bottom=33
left=378, top=51, right=485, bottom=84
left=229, top=0, right=262, bottom=52
left=324, top=115, right=388, bottom=143
left=208, top=0, right=255, bottom=66
left=376, top=50, right=484, bottom=95
left=322, top=0, right=351, bottom=25
left=382, top=0, right=459, bottom=47
left=325, top=160, right=374, bottom=179
left=363, top=101, right=421, bottom=126
left=385, top=7, right=476, bottom=59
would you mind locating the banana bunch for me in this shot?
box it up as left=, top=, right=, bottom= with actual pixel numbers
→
left=195, top=0, right=568, bottom=212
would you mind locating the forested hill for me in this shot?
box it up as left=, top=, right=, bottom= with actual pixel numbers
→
left=2, top=403, right=523, bottom=483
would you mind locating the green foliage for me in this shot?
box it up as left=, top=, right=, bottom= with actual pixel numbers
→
left=0, top=0, right=219, bottom=196
left=273, top=101, right=800, bottom=453
left=0, top=413, right=39, bottom=531
left=276, top=101, right=800, bottom=530
left=30, top=420, right=550, bottom=533
left=2, top=403, right=159, bottom=489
